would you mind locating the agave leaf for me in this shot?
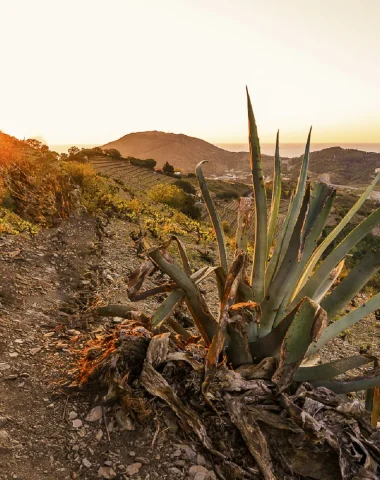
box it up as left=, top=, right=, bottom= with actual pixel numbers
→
left=307, top=292, right=380, bottom=356
left=228, top=303, right=260, bottom=367
left=312, top=374, right=380, bottom=394
left=265, top=127, right=312, bottom=290
left=312, top=259, right=345, bottom=304
left=322, top=250, right=380, bottom=319
left=275, top=184, right=336, bottom=321
left=249, top=300, right=303, bottom=363
left=267, top=130, right=281, bottom=255
left=151, top=290, right=184, bottom=328
left=272, top=298, right=327, bottom=391
left=371, top=387, right=380, bottom=427
left=203, top=253, right=245, bottom=395
left=128, top=283, right=176, bottom=301
left=127, top=259, right=155, bottom=297
left=246, top=88, right=267, bottom=302
left=149, top=247, right=217, bottom=345
left=295, top=172, right=380, bottom=296
left=170, top=235, right=192, bottom=275
left=151, top=266, right=220, bottom=328
left=294, top=355, right=374, bottom=382
left=235, top=197, right=252, bottom=251
left=302, top=183, right=335, bottom=246
left=292, top=207, right=380, bottom=307
left=195, top=161, right=228, bottom=272
left=259, top=185, right=310, bottom=337
left=227, top=316, right=255, bottom=367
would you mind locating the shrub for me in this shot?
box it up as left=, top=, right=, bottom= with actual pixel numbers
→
left=222, top=220, right=231, bottom=234
left=162, top=161, right=175, bottom=174
left=174, top=180, right=196, bottom=195
left=104, top=148, right=122, bottom=159
left=128, top=157, right=157, bottom=169
left=148, top=184, right=186, bottom=209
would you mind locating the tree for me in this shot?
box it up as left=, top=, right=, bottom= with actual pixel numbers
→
left=104, top=148, right=121, bottom=159
left=162, top=161, right=175, bottom=174
left=68, top=146, right=80, bottom=157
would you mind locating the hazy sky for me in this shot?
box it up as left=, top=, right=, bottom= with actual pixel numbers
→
left=0, top=0, right=379, bottom=145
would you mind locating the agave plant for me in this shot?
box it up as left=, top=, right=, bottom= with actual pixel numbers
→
left=95, top=90, right=380, bottom=479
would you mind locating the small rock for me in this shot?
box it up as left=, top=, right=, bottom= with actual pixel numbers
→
left=82, top=458, right=92, bottom=468
left=0, top=417, right=8, bottom=427
left=69, top=411, right=78, bottom=420
left=98, top=466, right=116, bottom=479
left=8, top=352, right=18, bottom=358
left=30, top=347, right=42, bottom=355
left=85, top=405, right=103, bottom=422
left=67, top=329, right=81, bottom=336
left=168, top=467, right=183, bottom=476
left=72, top=419, right=83, bottom=428
left=194, top=474, right=207, bottom=480
left=196, top=454, right=206, bottom=466
left=115, top=410, right=135, bottom=431
left=181, top=445, right=196, bottom=460
left=189, top=465, right=209, bottom=477
left=135, top=457, right=150, bottom=465
left=95, top=430, right=104, bottom=441
left=125, top=463, right=142, bottom=476
left=0, top=430, right=11, bottom=448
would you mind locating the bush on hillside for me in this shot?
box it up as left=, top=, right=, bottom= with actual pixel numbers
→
left=162, top=161, right=175, bottom=174
left=148, top=183, right=201, bottom=220
left=215, top=189, right=240, bottom=200
left=174, top=179, right=196, bottom=195
left=104, top=148, right=122, bottom=159
left=148, top=184, right=186, bottom=209
left=128, top=157, right=157, bottom=169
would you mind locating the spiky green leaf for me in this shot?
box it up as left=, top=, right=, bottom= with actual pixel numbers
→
left=265, top=128, right=311, bottom=290
left=267, top=130, right=281, bottom=254
left=307, top=292, right=380, bottom=356
left=195, top=161, right=228, bottom=272
left=294, top=172, right=380, bottom=297
left=294, top=355, right=373, bottom=382
left=272, top=298, right=327, bottom=390
left=322, top=250, right=380, bottom=319
left=246, top=88, right=267, bottom=302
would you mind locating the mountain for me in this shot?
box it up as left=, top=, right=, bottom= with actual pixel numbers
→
left=287, top=147, right=380, bottom=185
left=102, top=131, right=274, bottom=177
left=103, top=131, right=379, bottom=185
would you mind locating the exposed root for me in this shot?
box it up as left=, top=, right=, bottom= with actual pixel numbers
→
left=77, top=325, right=380, bottom=479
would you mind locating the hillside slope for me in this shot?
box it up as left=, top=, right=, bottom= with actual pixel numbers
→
left=103, top=131, right=380, bottom=185
left=288, top=147, right=380, bottom=185
left=102, top=130, right=273, bottom=177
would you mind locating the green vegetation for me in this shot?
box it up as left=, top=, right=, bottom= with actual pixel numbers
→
left=148, top=183, right=201, bottom=220
left=120, top=91, right=380, bottom=479
left=174, top=179, right=196, bottom=194
left=162, top=161, right=175, bottom=174
left=128, top=156, right=157, bottom=169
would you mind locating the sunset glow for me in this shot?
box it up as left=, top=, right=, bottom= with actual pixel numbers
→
left=0, top=0, right=379, bottom=146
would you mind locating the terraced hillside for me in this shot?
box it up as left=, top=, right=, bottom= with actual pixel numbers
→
left=90, top=156, right=175, bottom=192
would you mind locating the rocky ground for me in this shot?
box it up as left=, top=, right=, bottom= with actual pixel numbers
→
left=0, top=212, right=379, bottom=480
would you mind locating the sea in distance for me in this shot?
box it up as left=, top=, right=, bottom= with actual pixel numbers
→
left=217, top=143, right=380, bottom=157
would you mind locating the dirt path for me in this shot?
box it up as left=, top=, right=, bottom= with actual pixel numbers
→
left=0, top=214, right=217, bottom=480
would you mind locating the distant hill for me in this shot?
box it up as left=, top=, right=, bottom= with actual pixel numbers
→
left=103, top=131, right=380, bottom=185
left=287, top=147, right=380, bottom=185
left=102, top=131, right=273, bottom=177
